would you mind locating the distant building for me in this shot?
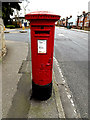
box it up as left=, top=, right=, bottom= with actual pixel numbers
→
left=58, top=16, right=73, bottom=28
left=84, top=12, right=90, bottom=27
left=57, top=18, right=66, bottom=27
left=77, top=11, right=90, bottom=30
left=56, top=11, right=90, bottom=31
left=12, top=16, right=29, bottom=27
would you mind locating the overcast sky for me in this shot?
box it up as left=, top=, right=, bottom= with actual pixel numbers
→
left=14, top=0, right=89, bottom=20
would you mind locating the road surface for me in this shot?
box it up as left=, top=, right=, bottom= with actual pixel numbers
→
left=54, top=27, right=88, bottom=118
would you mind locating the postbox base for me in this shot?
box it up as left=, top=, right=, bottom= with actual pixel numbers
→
left=32, top=81, right=52, bottom=101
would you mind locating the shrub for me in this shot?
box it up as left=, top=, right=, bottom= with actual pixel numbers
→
left=6, top=25, right=15, bottom=29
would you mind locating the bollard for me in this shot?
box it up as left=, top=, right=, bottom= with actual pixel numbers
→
left=4, top=26, right=5, bottom=31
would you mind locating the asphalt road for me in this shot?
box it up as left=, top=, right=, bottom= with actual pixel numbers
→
left=5, top=29, right=30, bottom=43
left=54, top=27, right=88, bottom=118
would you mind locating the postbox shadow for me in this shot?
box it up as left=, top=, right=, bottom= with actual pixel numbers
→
left=6, top=73, right=31, bottom=118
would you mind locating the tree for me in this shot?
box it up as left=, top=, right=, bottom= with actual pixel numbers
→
left=2, top=2, right=21, bottom=25
left=21, top=0, right=30, bottom=18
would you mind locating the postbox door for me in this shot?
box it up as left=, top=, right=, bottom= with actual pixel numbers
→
left=31, top=26, right=55, bottom=86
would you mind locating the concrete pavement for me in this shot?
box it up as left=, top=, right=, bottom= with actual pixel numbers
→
left=1, top=38, right=65, bottom=118
left=2, top=40, right=29, bottom=118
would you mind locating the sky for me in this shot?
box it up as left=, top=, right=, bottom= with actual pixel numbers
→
left=13, top=0, right=89, bottom=22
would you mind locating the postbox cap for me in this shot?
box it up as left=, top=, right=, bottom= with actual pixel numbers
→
left=25, top=11, right=60, bottom=21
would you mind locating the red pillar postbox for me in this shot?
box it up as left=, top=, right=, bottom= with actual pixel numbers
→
left=25, top=11, right=60, bottom=100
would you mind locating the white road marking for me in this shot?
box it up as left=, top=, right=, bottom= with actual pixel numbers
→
left=53, top=73, right=65, bottom=118
left=53, top=57, right=81, bottom=118
left=58, top=33, right=64, bottom=37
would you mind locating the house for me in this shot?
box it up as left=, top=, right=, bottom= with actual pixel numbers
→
left=58, top=16, right=73, bottom=28
left=12, top=16, right=29, bottom=27
left=84, top=12, right=90, bottom=27
left=77, top=11, right=90, bottom=30
left=58, top=18, right=66, bottom=27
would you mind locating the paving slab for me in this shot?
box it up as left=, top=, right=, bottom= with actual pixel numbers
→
left=28, top=88, right=59, bottom=118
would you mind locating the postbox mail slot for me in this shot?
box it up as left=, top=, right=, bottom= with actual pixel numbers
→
left=34, top=29, right=50, bottom=36
left=35, top=31, right=50, bottom=34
